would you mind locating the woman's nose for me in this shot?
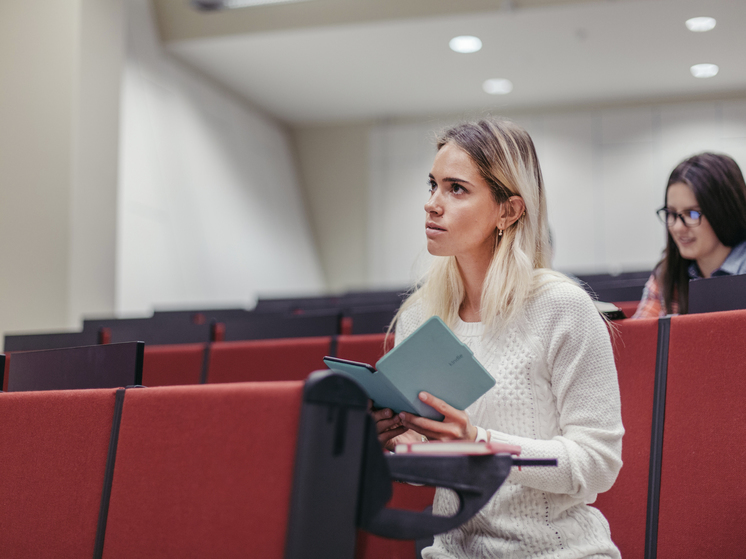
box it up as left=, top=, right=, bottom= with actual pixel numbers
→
left=425, top=192, right=442, bottom=214
left=670, top=216, right=687, bottom=234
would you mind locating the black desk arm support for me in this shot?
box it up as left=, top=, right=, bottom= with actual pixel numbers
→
left=362, top=453, right=513, bottom=540
left=357, top=415, right=557, bottom=541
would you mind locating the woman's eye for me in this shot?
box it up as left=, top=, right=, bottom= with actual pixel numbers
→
left=452, top=184, right=466, bottom=194
left=688, top=210, right=702, bottom=219
left=427, top=180, right=437, bottom=193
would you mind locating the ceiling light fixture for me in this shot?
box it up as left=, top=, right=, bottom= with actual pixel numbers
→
left=449, top=36, right=482, bottom=54
left=483, top=78, right=513, bottom=95
left=685, top=17, right=717, bottom=32
left=690, top=63, right=719, bottom=78
left=192, top=0, right=313, bottom=10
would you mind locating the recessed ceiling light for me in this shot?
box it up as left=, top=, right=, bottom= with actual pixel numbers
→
left=690, top=63, right=719, bottom=78
left=483, top=78, right=513, bottom=95
left=449, top=36, right=482, bottom=54
left=685, top=17, right=716, bottom=32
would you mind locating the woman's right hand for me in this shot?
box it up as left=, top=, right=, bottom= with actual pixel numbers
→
left=370, top=406, right=408, bottom=451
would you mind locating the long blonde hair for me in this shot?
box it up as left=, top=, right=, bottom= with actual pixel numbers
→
left=391, top=118, right=563, bottom=337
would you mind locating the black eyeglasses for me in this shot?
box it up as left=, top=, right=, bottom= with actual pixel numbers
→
left=656, top=207, right=703, bottom=228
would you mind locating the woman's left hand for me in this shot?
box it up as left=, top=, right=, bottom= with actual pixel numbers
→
left=398, top=391, right=477, bottom=441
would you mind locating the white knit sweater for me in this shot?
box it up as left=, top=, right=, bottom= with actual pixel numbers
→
left=395, top=279, right=624, bottom=559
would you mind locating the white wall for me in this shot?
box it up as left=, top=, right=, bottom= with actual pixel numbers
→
left=69, top=0, right=124, bottom=327
left=293, top=123, right=370, bottom=292
left=0, top=1, right=74, bottom=336
left=368, top=121, right=440, bottom=288
left=0, top=0, right=122, bottom=338
left=367, top=99, right=746, bottom=287
left=117, top=0, right=324, bottom=315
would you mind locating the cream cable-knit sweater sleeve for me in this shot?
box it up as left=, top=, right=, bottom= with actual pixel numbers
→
left=484, top=281, right=623, bottom=499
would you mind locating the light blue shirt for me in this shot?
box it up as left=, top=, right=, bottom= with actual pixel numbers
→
left=688, top=239, right=746, bottom=279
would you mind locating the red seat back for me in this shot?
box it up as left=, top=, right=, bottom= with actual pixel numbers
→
left=142, top=343, right=205, bottom=386
left=656, top=310, right=746, bottom=557
left=102, top=382, right=304, bottom=559
left=0, top=388, right=118, bottom=558
left=337, top=333, right=393, bottom=365
left=207, top=337, right=332, bottom=383
left=594, top=318, right=658, bottom=559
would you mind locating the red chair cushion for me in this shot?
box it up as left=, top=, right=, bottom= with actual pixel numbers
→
left=207, top=337, right=331, bottom=383
left=657, top=310, right=746, bottom=557
left=142, top=343, right=205, bottom=386
left=103, top=382, right=304, bottom=559
left=0, top=388, right=118, bottom=558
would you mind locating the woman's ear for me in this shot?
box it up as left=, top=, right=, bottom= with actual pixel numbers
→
left=497, top=196, right=526, bottom=230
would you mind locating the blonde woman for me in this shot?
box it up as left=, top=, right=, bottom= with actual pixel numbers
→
left=372, top=119, right=624, bottom=558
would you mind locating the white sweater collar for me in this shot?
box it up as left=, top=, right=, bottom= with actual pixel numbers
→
left=453, top=315, right=484, bottom=338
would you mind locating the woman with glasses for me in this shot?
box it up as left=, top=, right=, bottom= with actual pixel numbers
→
left=373, top=119, right=623, bottom=558
left=633, top=153, right=746, bottom=318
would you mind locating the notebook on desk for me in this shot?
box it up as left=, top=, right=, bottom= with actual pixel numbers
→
left=688, top=274, right=746, bottom=314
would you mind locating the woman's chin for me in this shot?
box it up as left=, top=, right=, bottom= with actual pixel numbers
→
left=426, top=245, right=450, bottom=257
left=676, top=244, right=698, bottom=261
left=426, top=240, right=444, bottom=256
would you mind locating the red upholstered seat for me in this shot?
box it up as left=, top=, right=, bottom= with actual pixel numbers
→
left=656, top=310, right=746, bottom=558
left=337, top=333, right=393, bottom=365
left=594, top=317, right=658, bottom=559
left=142, top=343, right=205, bottom=386
left=102, top=382, right=304, bottom=559
left=0, top=388, right=118, bottom=558
left=207, top=337, right=332, bottom=383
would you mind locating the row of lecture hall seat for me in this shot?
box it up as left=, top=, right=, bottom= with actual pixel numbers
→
left=2, top=274, right=649, bottom=353
left=1, top=370, right=529, bottom=559
left=2, top=306, right=745, bottom=557
left=3, top=290, right=410, bottom=352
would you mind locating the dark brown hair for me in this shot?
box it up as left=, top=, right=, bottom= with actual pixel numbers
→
left=658, top=153, right=746, bottom=313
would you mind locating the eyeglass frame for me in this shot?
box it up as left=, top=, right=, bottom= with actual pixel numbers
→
left=656, top=207, right=704, bottom=228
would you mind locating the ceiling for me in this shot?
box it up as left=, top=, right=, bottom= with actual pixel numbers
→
left=154, top=0, right=746, bottom=125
